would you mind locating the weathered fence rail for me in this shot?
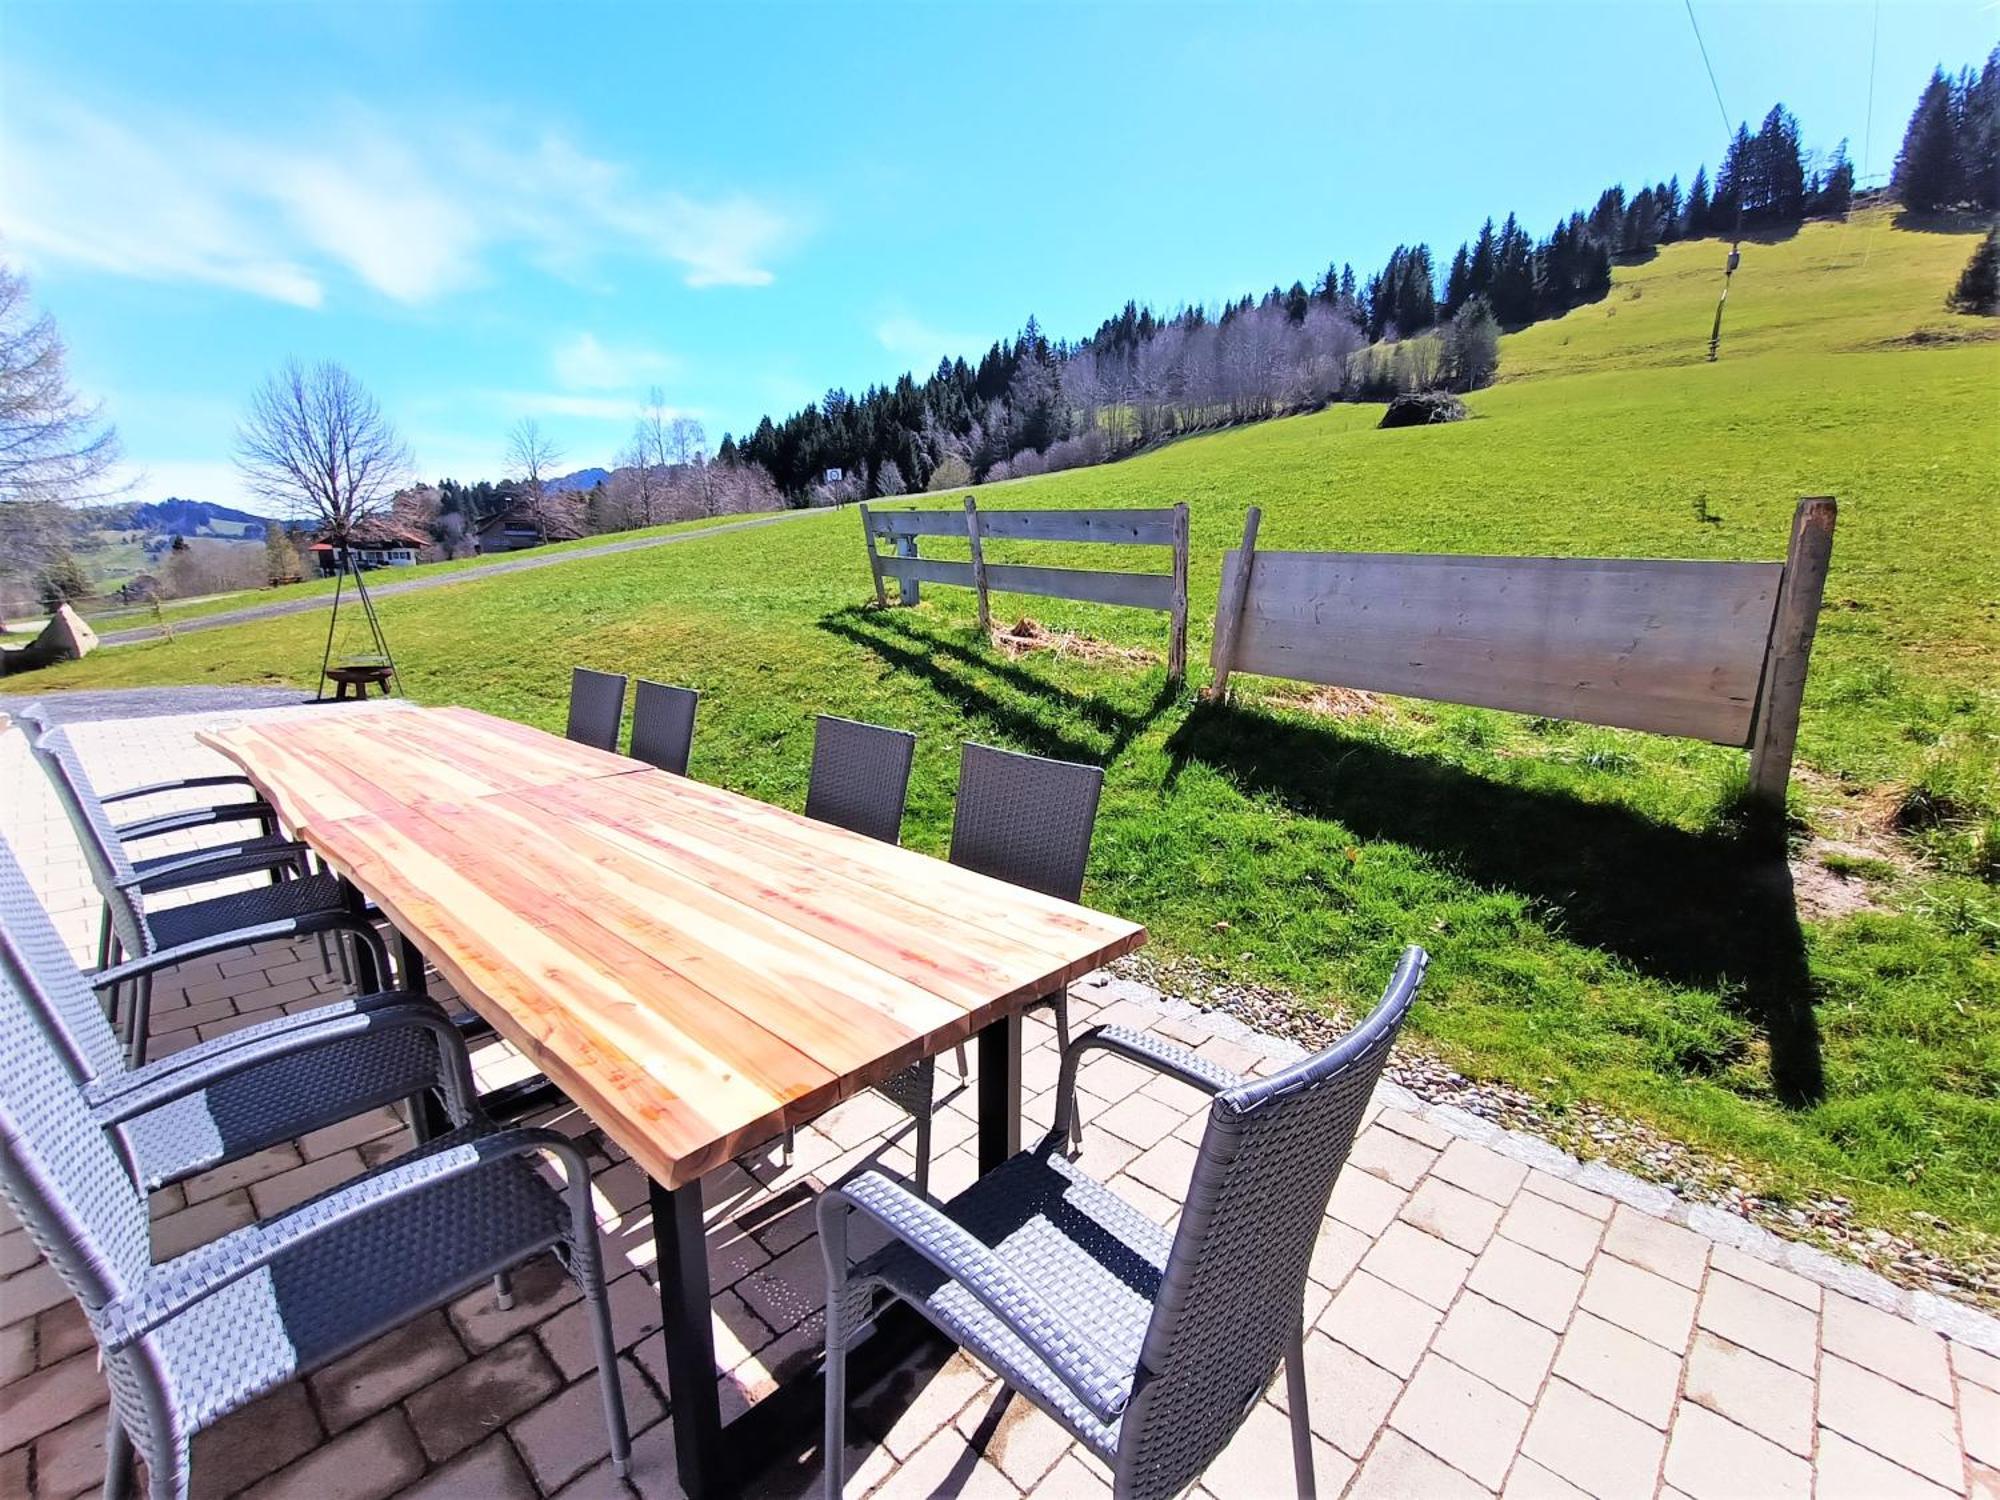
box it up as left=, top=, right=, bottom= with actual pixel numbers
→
left=1207, top=496, right=1835, bottom=807
left=860, top=499, right=1192, bottom=680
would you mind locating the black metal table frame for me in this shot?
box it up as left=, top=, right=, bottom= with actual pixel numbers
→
left=365, top=893, right=1027, bottom=1499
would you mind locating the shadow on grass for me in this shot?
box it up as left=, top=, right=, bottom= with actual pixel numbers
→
left=817, top=606, right=1176, bottom=766
left=1167, top=699, right=1824, bottom=1107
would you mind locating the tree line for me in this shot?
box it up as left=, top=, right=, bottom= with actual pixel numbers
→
left=734, top=53, right=1994, bottom=504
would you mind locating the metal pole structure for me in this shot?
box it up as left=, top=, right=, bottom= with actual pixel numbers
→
left=315, top=550, right=347, bottom=702
left=347, top=555, right=404, bottom=697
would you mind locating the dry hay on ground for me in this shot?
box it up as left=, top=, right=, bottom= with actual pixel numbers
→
left=1266, top=683, right=1386, bottom=721
left=989, top=616, right=1157, bottom=665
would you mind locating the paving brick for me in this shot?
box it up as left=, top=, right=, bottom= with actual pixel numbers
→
left=1201, top=1398, right=1353, bottom=1500
left=0, top=1228, right=39, bottom=1278
left=867, top=1422, right=996, bottom=1500
left=1498, top=1190, right=1603, bottom=1271
left=1432, top=1291, right=1559, bottom=1403
left=35, top=1299, right=93, bottom=1369
left=394, top=1433, right=541, bottom=1500
left=1520, top=1379, right=1667, bottom=1499
left=248, top=1146, right=366, bottom=1218
left=1430, top=1138, right=1528, bottom=1205
left=1579, top=1253, right=1698, bottom=1352
left=1345, top=1428, right=1488, bottom=1500
left=1124, top=1135, right=1199, bottom=1199
left=0, top=1448, right=24, bottom=1500
left=0, top=1259, right=74, bottom=1321
left=1664, top=1401, right=1811, bottom=1499
left=1520, top=1170, right=1614, bottom=1222
left=1320, top=1271, right=1442, bottom=1379
left=1376, top=1105, right=1454, bottom=1150
left=1680, top=1330, right=1813, bottom=1457
left=1822, top=1290, right=1953, bottom=1402
left=178, top=1141, right=304, bottom=1206
left=1040, top=1450, right=1115, bottom=1498
left=309, top=1313, right=464, bottom=1433
left=537, top=1272, right=665, bottom=1378
left=241, top=1407, right=427, bottom=1500
left=954, top=1387, right=1084, bottom=1491
left=151, top=1186, right=256, bottom=1259
left=1552, top=1310, right=1682, bottom=1428
left=734, top=1239, right=823, bottom=1339
left=509, top=1358, right=662, bottom=1493
left=1346, top=1124, right=1439, bottom=1189
left=0, top=1320, right=30, bottom=1385
left=1389, top=1353, right=1531, bottom=1487
left=1963, top=1380, right=1999, bottom=1471
left=0, top=1349, right=104, bottom=1451
left=1818, top=1353, right=1965, bottom=1491
left=1399, top=1177, right=1504, bottom=1253
left=870, top=1350, right=998, bottom=1461
left=1091, top=1091, right=1189, bottom=1152
left=1708, top=1244, right=1820, bottom=1309
left=448, top=1255, right=581, bottom=1354
left=407, top=1334, right=566, bottom=1463
left=1952, top=1339, right=2000, bottom=1393
left=1695, top=1273, right=1818, bottom=1375
left=32, top=1405, right=110, bottom=1500
left=187, top=1381, right=324, bottom=1496
left=1501, top=1456, right=1594, bottom=1498
left=1816, top=1428, right=1966, bottom=1500
left=1359, top=1220, right=1475, bottom=1310
left=1466, top=1236, right=1584, bottom=1333
left=1276, top=1332, right=1402, bottom=1457
left=297, top=1106, right=408, bottom=1162
left=1326, top=1168, right=1406, bottom=1237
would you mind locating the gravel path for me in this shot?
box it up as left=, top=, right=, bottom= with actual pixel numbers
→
left=0, top=685, right=317, bottom=724
left=92, top=507, right=817, bottom=647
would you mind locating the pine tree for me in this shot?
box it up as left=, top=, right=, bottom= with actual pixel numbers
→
left=1814, top=140, right=1855, bottom=217
left=1684, top=166, right=1712, bottom=235
left=1895, top=67, right=1961, bottom=210
left=1442, top=245, right=1473, bottom=316
left=1468, top=219, right=1497, bottom=299
left=1960, top=47, right=2000, bottom=210
left=1949, top=226, right=1999, bottom=313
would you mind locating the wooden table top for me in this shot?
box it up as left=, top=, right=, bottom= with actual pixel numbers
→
left=201, top=705, right=1146, bottom=1187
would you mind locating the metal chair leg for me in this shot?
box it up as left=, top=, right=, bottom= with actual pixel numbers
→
left=584, top=1273, right=630, bottom=1477
left=124, top=974, right=153, bottom=1069
left=101, top=1409, right=133, bottom=1500
left=821, top=1218, right=851, bottom=1499
left=913, top=1109, right=933, bottom=1198
left=96, top=904, right=113, bottom=972
left=782, top=1125, right=796, bottom=1165
left=1285, top=1322, right=1316, bottom=1499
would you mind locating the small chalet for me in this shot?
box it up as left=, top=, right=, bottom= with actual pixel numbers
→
left=473, top=503, right=585, bottom=554
left=309, top=519, right=432, bottom=576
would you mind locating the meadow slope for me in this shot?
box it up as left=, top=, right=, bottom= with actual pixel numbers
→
left=27, top=209, right=2000, bottom=1264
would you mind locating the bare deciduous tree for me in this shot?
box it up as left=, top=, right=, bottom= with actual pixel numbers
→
left=504, top=417, right=577, bottom=544
left=0, top=265, right=122, bottom=625
left=236, top=359, right=409, bottom=541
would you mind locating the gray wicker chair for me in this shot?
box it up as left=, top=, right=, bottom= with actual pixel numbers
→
left=27, top=728, right=373, bottom=1067
left=0, top=834, right=468, bottom=1196
left=804, top=715, right=916, bottom=844
left=567, top=667, right=629, bottom=752
left=820, top=946, right=1428, bottom=1500
left=629, top=679, right=700, bottom=775
left=0, top=932, right=632, bottom=1500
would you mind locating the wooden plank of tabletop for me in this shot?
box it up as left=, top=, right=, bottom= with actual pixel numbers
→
left=302, top=775, right=1144, bottom=1187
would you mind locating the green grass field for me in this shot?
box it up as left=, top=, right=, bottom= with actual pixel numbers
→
left=25, top=208, right=2000, bottom=1260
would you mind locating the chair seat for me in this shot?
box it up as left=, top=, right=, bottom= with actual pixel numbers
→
left=118, top=1022, right=442, bottom=1192
left=856, top=1144, right=1170, bottom=1453
left=153, top=1132, right=567, bottom=1433
left=145, top=872, right=347, bottom=951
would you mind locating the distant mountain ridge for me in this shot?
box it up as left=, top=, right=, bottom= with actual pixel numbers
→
left=549, top=467, right=611, bottom=494
left=85, top=497, right=277, bottom=540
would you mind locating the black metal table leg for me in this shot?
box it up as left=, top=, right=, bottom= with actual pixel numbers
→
left=651, top=1177, right=729, bottom=1499
left=391, top=927, right=455, bottom=1139
left=977, top=1010, right=1023, bottom=1175
left=337, top=877, right=380, bottom=992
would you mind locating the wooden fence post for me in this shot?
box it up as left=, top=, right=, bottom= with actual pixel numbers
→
left=1205, top=506, right=1261, bottom=700
left=1167, top=502, right=1190, bottom=684
left=857, top=504, right=887, bottom=609
left=895, top=532, right=921, bottom=606
left=964, top=496, right=991, bottom=634
left=1746, top=496, right=1836, bottom=810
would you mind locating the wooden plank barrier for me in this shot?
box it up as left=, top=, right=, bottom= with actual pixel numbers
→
left=859, top=499, right=1192, bottom=681
left=1207, top=496, right=1835, bottom=808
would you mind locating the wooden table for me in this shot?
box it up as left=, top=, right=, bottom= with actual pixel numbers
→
left=200, top=703, right=1146, bottom=1494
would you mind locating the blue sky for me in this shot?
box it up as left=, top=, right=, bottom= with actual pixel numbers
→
left=2, top=1, right=1990, bottom=509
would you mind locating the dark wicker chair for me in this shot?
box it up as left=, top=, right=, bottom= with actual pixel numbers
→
left=0, top=922, right=631, bottom=1500
left=629, top=679, right=700, bottom=775
left=566, top=667, right=629, bottom=752
left=804, top=715, right=916, bottom=845
left=821, top=946, right=1429, bottom=1500
left=0, top=833, right=467, bottom=1197
left=26, top=727, right=378, bottom=1066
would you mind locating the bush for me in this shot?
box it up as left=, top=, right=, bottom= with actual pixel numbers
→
left=36, top=553, right=91, bottom=612
left=1948, top=227, right=1998, bottom=315
left=926, top=454, right=972, bottom=491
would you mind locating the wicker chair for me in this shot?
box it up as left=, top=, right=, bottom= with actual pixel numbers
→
left=566, top=667, right=629, bottom=752
left=804, top=715, right=916, bottom=844
left=0, top=930, right=632, bottom=1500
left=26, top=727, right=375, bottom=1067
left=0, top=834, right=468, bottom=1196
left=820, top=946, right=1429, bottom=1500
left=629, top=679, right=700, bottom=775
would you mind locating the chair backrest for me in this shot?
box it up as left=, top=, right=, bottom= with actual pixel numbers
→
left=629, top=680, right=699, bottom=776
left=948, top=743, right=1102, bottom=902
left=803, top=715, right=916, bottom=845
left=25, top=726, right=152, bottom=960
left=1115, top=946, right=1428, bottom=1500
left=566, top=668, right=628, bottom=752
left=0, top=830, right=125, bottom=1082
left=0, top=847, right=153, bottom=1315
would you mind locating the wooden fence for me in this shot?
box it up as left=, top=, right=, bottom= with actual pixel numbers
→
left=859, top=499, right=1192, bottom=681
left=1208, top=497, right=1836, bottom=807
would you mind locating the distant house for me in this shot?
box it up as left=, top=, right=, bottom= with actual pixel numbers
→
left=310, top=519, right=432, bottom=576
left=473, top=503, right=584, bottom=554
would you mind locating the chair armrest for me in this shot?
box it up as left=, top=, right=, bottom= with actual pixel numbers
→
left=87, top=996, right=472, bottom=1127
left=101, top=1126, right=591, bottom=1350
left=91, top=911, right=391, bottom=994
left=1049, top=1024, right=1245, bottom=1150
left=819, top=1171, right=1133, bottom=1425
left=113, top=802, right=273, bottom=843
left=116, top=840, right=308, bottom=895
left=99, top=774, right=265, bottom=806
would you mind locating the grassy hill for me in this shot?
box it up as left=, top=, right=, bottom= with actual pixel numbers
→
left=27, top=208, right=2000, bottom=1270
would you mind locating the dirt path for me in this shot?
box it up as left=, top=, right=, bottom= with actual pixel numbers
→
left=93, top=508, right=816, bottom=647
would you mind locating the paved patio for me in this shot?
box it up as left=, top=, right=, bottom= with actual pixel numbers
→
left=1, top=703, right=1995, bottom=1500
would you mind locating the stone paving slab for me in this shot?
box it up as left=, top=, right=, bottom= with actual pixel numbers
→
left=1, top=708, right=1996, bottom=1500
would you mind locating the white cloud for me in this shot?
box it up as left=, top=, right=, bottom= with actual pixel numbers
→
left=0, top=88, right=800, bottom=306
left=552, top=333, right=682, bottom=392
left=489, top=390, right=700, bottom=422
left=876, top=313, right=981, bottom=371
